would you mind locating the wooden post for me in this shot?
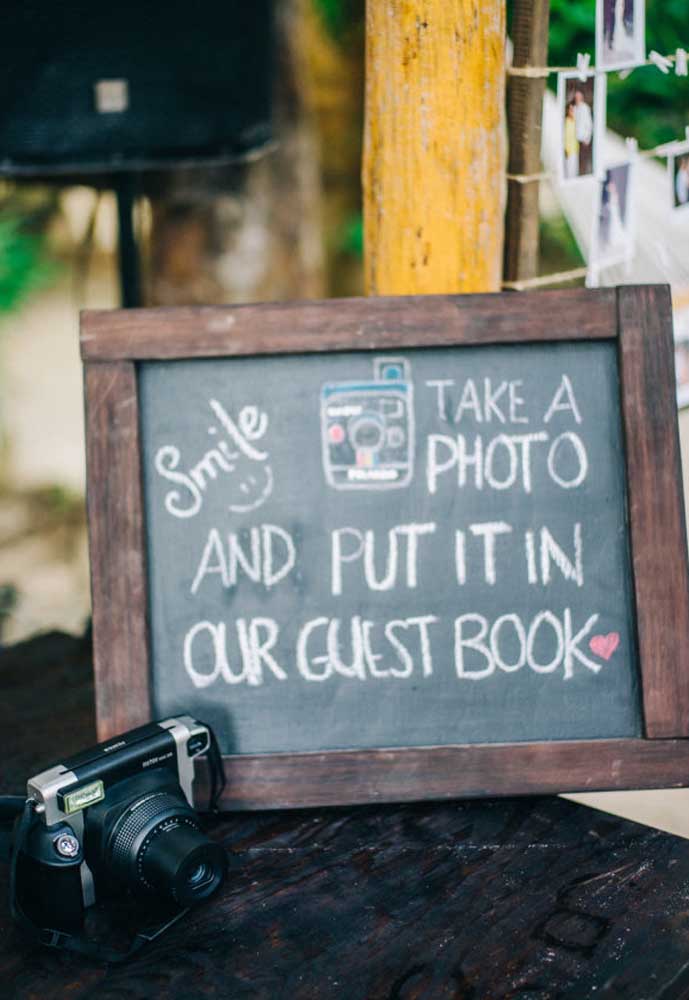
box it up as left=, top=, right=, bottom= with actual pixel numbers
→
left=363, top=0, right=505, bottom=296
left=503, top=0, right=550, bottom=284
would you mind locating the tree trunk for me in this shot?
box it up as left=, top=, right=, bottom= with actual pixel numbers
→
left=503, top=0, right=550, bottom=284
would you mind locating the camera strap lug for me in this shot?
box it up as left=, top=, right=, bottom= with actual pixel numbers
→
left=203, top=724, right=226, bottom=813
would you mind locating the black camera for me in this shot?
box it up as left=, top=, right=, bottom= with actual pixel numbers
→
left=13, top=716, right=227, bottom=939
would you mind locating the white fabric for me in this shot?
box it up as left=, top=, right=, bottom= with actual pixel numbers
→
left=574, top=102, right=593, bottom=145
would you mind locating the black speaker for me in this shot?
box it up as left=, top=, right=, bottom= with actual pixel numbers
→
left=0, top=1, right=273, bottom=175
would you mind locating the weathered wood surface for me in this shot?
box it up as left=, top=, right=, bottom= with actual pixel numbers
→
left=4, top=634, right=689, bottom=998
left=80, top=287, right=617, bottom=360
left=202, top=738, right=689, bottom=811
left=84, top=363, right=151, bottom=739
left=618, top=285, right=689, bottom=738
left=362, top=0, right=505, bottom=295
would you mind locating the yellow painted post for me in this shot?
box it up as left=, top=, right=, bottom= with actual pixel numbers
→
left=363, top=0, right=506, bottom=296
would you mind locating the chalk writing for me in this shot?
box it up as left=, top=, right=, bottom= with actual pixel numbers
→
left=141, top=346, right=637, bottom=754
left=154, top=400, right=272, bottom=518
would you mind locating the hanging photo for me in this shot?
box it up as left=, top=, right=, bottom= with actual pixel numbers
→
left=556, top=72, right=606, bottom=183
left=589, top=161, right=636, bottom=271
left=596, top=0, right=646, bottom=71
left=668, top=142, right=689, bottom=213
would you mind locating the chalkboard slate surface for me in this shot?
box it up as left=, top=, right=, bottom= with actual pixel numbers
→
left=139, top=340, right=641, bottom=754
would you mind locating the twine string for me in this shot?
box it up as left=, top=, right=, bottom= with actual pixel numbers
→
left=507, top=50, right=685, bottom=78
left=502, top=268, right=590, bottom=291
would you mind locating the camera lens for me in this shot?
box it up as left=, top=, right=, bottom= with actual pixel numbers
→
left=141, top=820, right=226, bottom=906
left=187, top=862, right=211, bottom=886
left=349, top=413, right=385, bottom=452
left=107, top=791, right=226, bottom=907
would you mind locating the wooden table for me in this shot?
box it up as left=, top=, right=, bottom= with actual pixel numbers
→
left=3, top=632, right=689, bottom=999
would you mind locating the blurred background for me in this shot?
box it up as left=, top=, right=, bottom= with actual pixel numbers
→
left=0, top=0, right=688, bottom=832
left=0, top=0, right=367, bottom=645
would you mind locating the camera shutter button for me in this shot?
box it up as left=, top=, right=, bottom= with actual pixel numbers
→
left=54, top=833, right=80, bottom=858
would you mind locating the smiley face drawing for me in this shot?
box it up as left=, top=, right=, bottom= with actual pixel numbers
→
left=154, top=400, right=274, bottom=520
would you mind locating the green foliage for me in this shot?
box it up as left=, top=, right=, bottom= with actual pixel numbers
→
left=0, top=214, right=57, bottom=315
left=312, top=0, right=364, bottom=43
left=31, top=484, right=84, bottom=518
left=539, top=211, right=585, bottom=278
left=547, top=0, right=596, bottom=60
left=547, top=0, right=689, bottom=148
left=337, top=213, right=363, bottom=257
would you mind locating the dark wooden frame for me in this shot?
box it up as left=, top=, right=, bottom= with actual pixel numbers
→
left=80, top=285, right=689, bottom=809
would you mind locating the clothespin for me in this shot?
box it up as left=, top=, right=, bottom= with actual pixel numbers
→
left=649, top=50, right=673, bottom=74
left=576, top=52, right=591, bottom=81
left=676, top=49, right=688, bottom=77
left=625, top=137, right=639, bottom=156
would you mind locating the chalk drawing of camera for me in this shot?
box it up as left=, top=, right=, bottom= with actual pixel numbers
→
left=321, top=357, right=414, bottom=490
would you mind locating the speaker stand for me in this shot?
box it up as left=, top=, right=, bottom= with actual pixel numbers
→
left=115, top=174, right=141, bottom=308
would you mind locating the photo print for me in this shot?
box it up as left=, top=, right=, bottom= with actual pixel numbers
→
left=596, top=0, right=646, bottom=71
left=668, top=142, right=689, bottom=213
left=590, top=162, right=636, bottom=271
left=557, top=72, right=606, bottom=182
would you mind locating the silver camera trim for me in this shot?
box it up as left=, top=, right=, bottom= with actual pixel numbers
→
left=27, top=715, right=208, bottom=828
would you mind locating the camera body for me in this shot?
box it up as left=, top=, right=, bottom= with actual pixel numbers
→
left=15, top=716, right=226, bottom=934
left=321, top=357, right=414, bottom=490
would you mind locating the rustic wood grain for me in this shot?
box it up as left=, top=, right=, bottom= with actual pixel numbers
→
left=503, top=0, right=550, bottom=283
left=84, top=362, right=151, bottom=740
left=362, top=0, right=505, bottom=295
left=4, top=636, right=689, bottom=999
left=80, top=288, right=617, bottom=360
left=198, top=738, right=689, bottom=810
left=618, top=285, right=689, bottom=737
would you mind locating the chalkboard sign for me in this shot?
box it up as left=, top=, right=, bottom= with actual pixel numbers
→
left=81, top=286, right=689, bottom=808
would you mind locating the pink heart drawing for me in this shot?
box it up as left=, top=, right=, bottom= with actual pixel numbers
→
left=589, top=632, right=620, bottom=661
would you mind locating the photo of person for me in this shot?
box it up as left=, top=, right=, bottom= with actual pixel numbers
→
left=557, top=73, right=604, bottom=183
left=590, top=162, right=635, bottom=270
left=669, top=144, right=689, bottom=212
left=596, top=0, right=645, bottom=71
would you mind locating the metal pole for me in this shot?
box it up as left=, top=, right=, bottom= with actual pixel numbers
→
left=115, top=173, right=141, bottom=308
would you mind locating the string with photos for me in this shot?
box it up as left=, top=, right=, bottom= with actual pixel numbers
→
left=507, top=48, right=688, bottom=79
left=502, top=34, right=689, bottom=291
